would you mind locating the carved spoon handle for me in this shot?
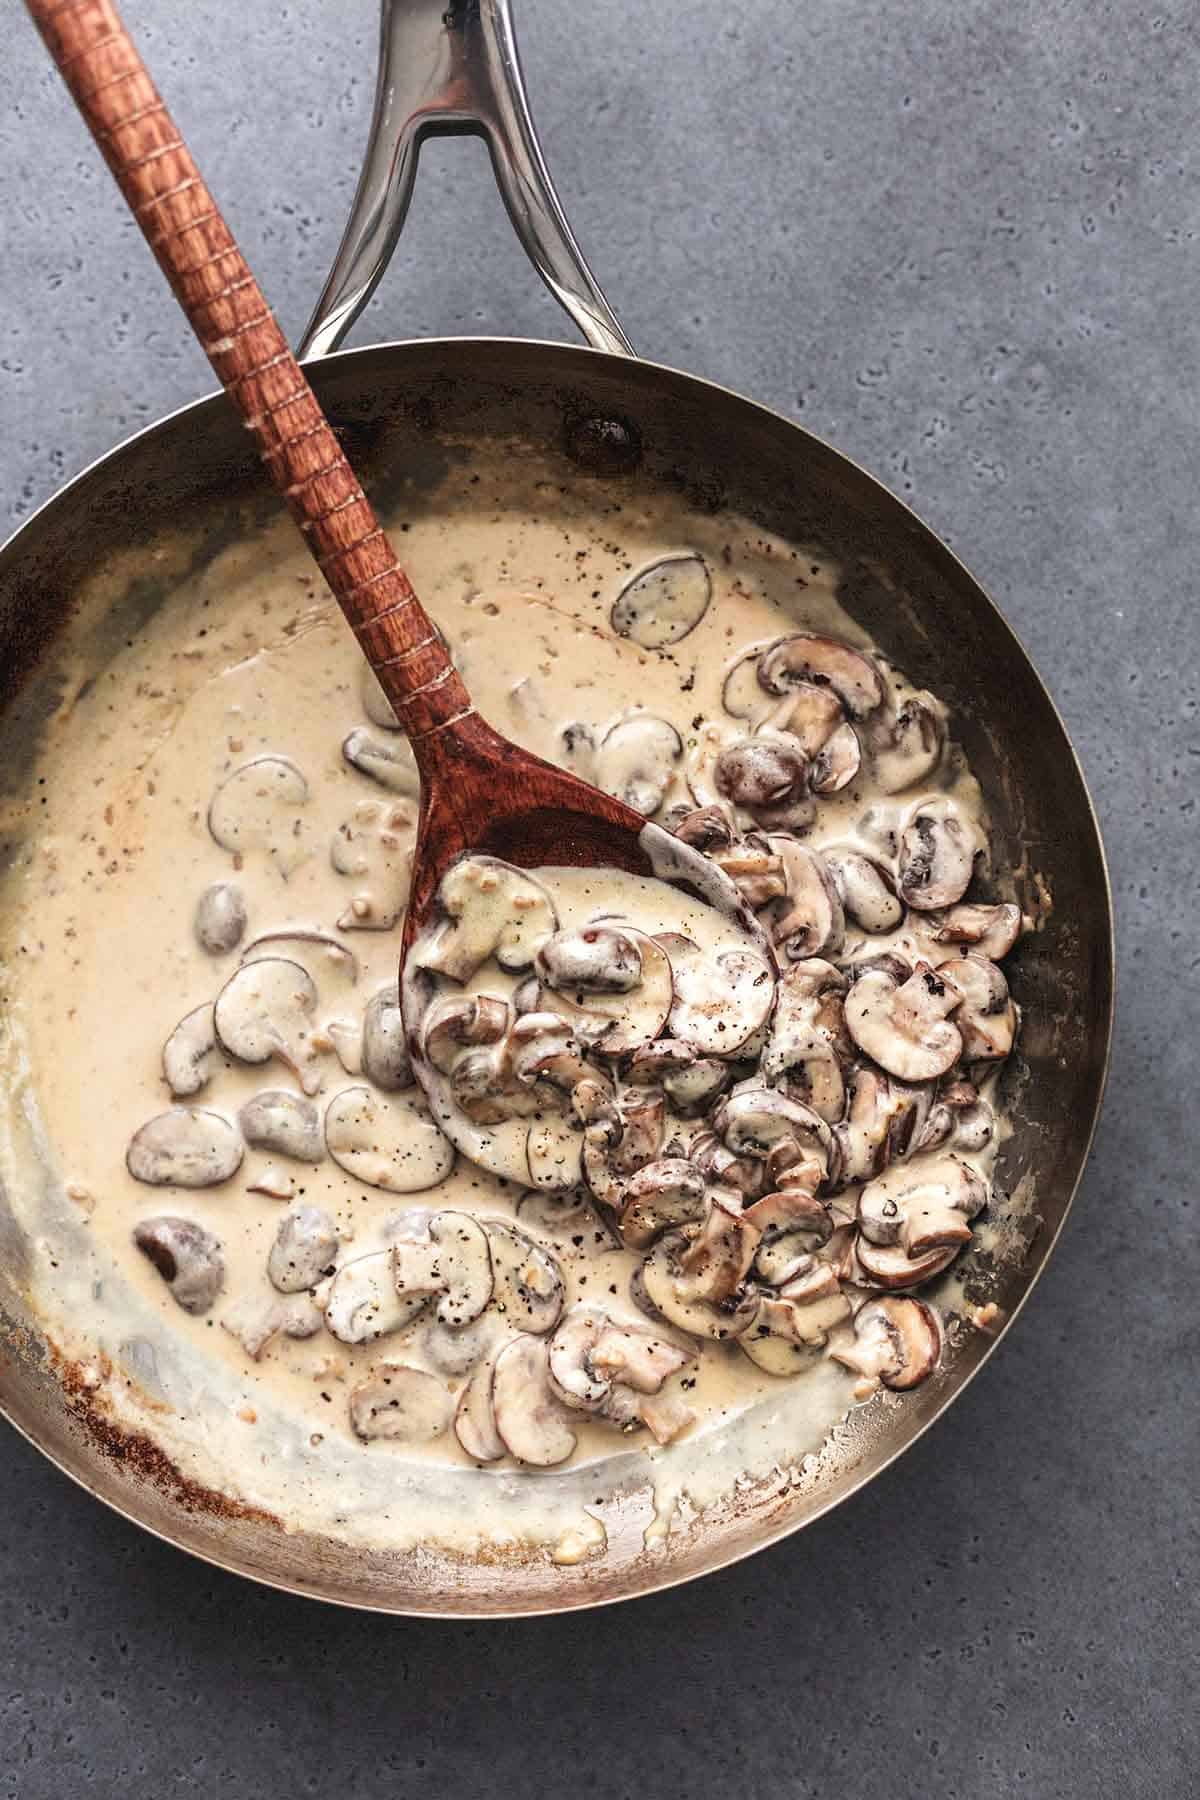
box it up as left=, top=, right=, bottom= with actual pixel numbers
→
left=25, top=0, right=470, bottom=752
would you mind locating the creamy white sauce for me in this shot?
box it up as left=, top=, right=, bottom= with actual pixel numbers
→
left=0, top=455, right=1006, bottom=1559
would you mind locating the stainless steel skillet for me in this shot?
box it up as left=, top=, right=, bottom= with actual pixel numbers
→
left=0, top=0, right=1113, bottom=1615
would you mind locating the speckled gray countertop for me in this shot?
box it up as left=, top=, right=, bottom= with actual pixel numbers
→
left=1, top=2, right=1195, bottom=1795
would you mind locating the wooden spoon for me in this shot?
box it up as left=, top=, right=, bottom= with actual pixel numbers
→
left=28, top=0, right=751, bottom=958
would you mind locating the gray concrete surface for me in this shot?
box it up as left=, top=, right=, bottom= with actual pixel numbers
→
left=0, top=1, right=1196, bottom=1795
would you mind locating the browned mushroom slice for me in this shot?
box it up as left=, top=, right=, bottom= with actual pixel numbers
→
left=917, top=900, right=1022, bottom=962
left=423, top=993, right=511, bottom=1074
left=132, top=1216, right=224, bottom=1314
left=324, top=1086, right=455, bottom=1192
left=547, top=1306, right=610, bottom=1409
left=690, top=1129, right=764, bottom=1200
left=869, top=694, right=947, bottom=794
left=611, top=553, right=711, bottom=648
left=342, top=726, right=420, bottom=796
left=626, top=1039, right=732, bottom=1117
left=738, top=1317, right=822, bottom=1376
left=761, top=681, right=845, bottom=752
left=722, top=639, right=795, bottom=723
left=537, top=927, right=673, bottom=1055
left=769, top=840, right=845, bottom=961
left=744, top=1188, right=833, bottom=1284
left=678, top=1193, right=762, bottom=1303
left=639, top=1228, right=760, bottom=1340
left=454, top=1355, right=508, bottom=1461
left=239, top=1090, right=324, bottom=1162
left=832, top=1064, right=929, bottom=1187
left=714, top=735, right=812, bottom=826
left=854, top=1235, right=958, bottom=1291
left=267, top=1205, right=339, bottom=1292
left=194, top=881, right=247, bottom=955
left=810, top=722, right=862, bottom=794
left=618, top=1158, right=708, bottom=1248
left=665, top=936, right=775, bottom=1056
left=405, top=1211, right=494, bottom=1327
left=858, top=1153, right=987, bottom=1257
left=844, top=960, right=964, bottom=1082
left=349, top=1364, right=454, bottom=1443
left=823, top=849, right=904, bottom=934
left=668, top=802, right=738, bottom=853
left=831, top=1295, right=942, bottom=1389
left=757, top=634, right=884, bottom=718
left=589, top=1323, right=694, bottom=1393
left=593, top=715, right=683, bottom=816
left=491, top=1333, right=578, bottom=1465
left=324, top=1250, right=431, bottom=1343
left=127, top=1108, right=243, bottom=1188
left=713, top=1089, right=835, bottom=1193
left=418, top=855, right=558, bottom=983
left=938, top=954, right=1017, bottom=1060
left=162, top=1004, right=219, bottom=1099
left=214, top=957, right=325, bottom=1095
left=482, top=1219, right=565, bottom=1334
left=762, top=958, right=850, bottom=1123
left=536, top=924, right=643, bottom=994
left=207, top=755, right=310, bottom=875
left=898, top=797, right=980, bottom=911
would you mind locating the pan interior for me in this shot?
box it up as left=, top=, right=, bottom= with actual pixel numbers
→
left=0, top=341, right=1111, bottom=1614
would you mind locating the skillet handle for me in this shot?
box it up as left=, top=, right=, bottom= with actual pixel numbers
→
left=298, top=0, right=633, bottom=362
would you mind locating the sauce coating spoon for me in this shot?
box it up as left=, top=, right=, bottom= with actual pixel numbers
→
left=27, top=0, right=752, bottom=961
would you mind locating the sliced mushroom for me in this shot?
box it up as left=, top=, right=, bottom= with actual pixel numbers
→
left=824, top=849, right=904, bottom=934
left=722, top=639, right=793, bottom=724
left=127, top=1108, right=243, bottom=1188
left=898, top=797, right=979, bottom=911
left=853, top=1236, right=958, bottom=1291
left=536, top=924, right=643, bottom=994
left=593, top=715, right=683, bottom=816
left=714, top=1089, right=834, bottom=1193
left=454, top=1356, right=508, bottom=1461
left=393, top=1211, right=493, bottom=1327
left=668, top=802, right=738, bottom=853
left=547, top=1305, right=610, bottom=1409
left=589, top=1322, right=693, bottom=1393
left=810, top=722, right=862, bottom=793
left=762, top=959, right=850, bottom=1123
left=740, top=1269, right=850, bottom=1374
left=349, top=1364, right=454, bottom=1442
left=744, top=1188, right=832, bottom=1284
left=537, top=927, right=673, bottom=1055
left=831, top=1295, right=942, bottom=1389
left=916, top=901, right=1022, bottom=962
left=769, top=840, right=845, bottom=961
left=638, top=1389, right=697, bottom=1444
left=491, top=1333, right=577, bottom=1465
left=714, top=736, right=812, bottom=827
left=738, top=1317, right=821, bottom=1376
left=207, top=755, right=309, bottom=876
left=361, top=982, right=413, bottom=1090
left=422, top=1310, right=504, bottom=1378
left=610, top=553, right=711, bottom=648
left=844, top=960, right=964, bottom=1082
left=238, top=1090, right=324, bottom=1163
left=757, top=634, right=884, bottom=718
left=240, top=930, right=359, bottom=986
left=324, top=1086, right=455, bottom=1192
left=213, top=958, right=325, bottom=1095
left=267, top=1205, right=339, bottom=1292
left=132, top=1216, right=224, bottom=1314
left=619, top=1158, right=708, bottom=1248
left=665, top=936, right=775, bottom=1057
left=483, top=1219, right=565, bottom=1334
left=938, top=955, right=1017, bottom=1061
left=690, top=1129, right=764, bottom=1200
left=761, top=680, right=846, bottom=752
left=193, top=882, right=247, bottom=955
left=640, top=1228, right=759, bottom=1340
left=423, top=992, right=511, bottom=1074
left=833, top=1064, right=929, bottom=1187
left=324, top=1250, right=431, bottom=1343
left=870, top=694, right=947, bottom=794
left=162, top=1004, right=219, bottom=1099
left=221, top=1292, right=323, bottom=1359
left=676, top=1192, right=762, bottom=1302
left=342, top=726, right=420, bottom=797
left=330, top=799, right=413, bottom=931
left=858, top=1154, right=986, bottom=1258
left=418, top=856, right=557, bottom=983
left=626, top=1039, right=732, bottom=1117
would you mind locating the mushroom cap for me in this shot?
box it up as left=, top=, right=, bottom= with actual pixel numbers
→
left=348, top=1363, right=454, bottom=1443
left=853, top=1235, right=958, bottom=1291
left=844, top=965, right=963, bottom=1083
left=194, top=882, right=248, bottom=956
left=665, top=936, right=776, bottom=1056
left=161, top=1004, right=219, bottom=1099
left=127, top=1107, right=243, bottom=1188
left=898, top=797, right=979, bottom=911
left=610, top=553, right=711, bottom=648
left=324, top=1085, right=455, bottom=1193
left=548, top=1305, right=611, bottom=1409
left=810, top=721, right=862, bottom=794
left=833, top=1295, right=942, bottom=1390
left=342, top=726, right=420, bottom=796
left=756, top=634, right=884, bottom=718
left=491, top=1333, right=577, bottom=1465
left=426, top=1210, right=495, bottom=1326
left=713, top=1088, right=834, bottom=1187
left=536, top=924, right=644, bottom=994
left=132, top=1215, right=225, bottom=1314
left=917, top=901, right=1022, bottom=963
left=714, top=736, right=810, bottom=813
left=768, top=840, right=845, bottom=961
left=267, top=1205, right=339, bottom=1292
left=537, top=927, right=674, bottom=1056
left=938, top=954, right=1016, bottom=1061
left=362, top=982, right=414, bottom=1090
left=238, top=1090, right=324, bottom=1163
left=858, top=1154, right=986, bottom=1257
left=213, top=957, right=324, bottom=1095
left=823, top=848, right=904, bottom=934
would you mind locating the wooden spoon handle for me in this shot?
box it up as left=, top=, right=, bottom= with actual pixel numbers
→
left=26, top=0, right=472, bottom=748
